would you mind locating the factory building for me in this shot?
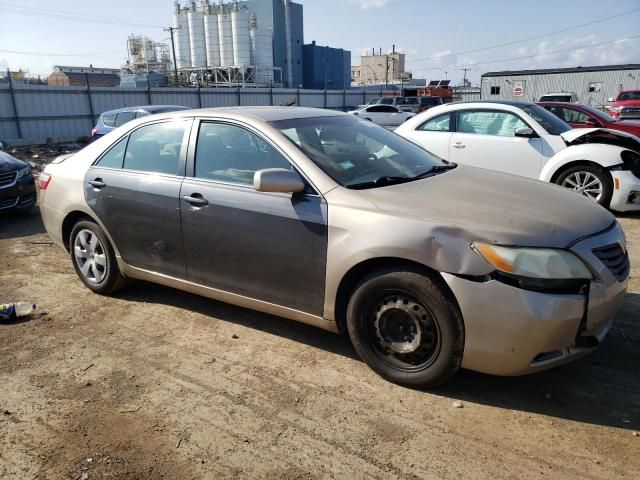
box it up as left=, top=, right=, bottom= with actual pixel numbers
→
left=351, top=48, right=406, bottom=87
left=172, top=0, right=303, bottom=87
left=481, top=64, right=640, bottom=105
left=302, top=41, right=351, bottom=90
left=47, top=65, right=120, bottom=87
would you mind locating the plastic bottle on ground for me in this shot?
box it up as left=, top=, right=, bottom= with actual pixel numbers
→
left=0, top=302, right=37, bottom=321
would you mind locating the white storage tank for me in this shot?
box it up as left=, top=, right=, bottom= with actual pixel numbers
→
left=231, top=2, right=250, bottom=67
left=251, top=22, right=274, bottom=83
left=218, top=3, right=234, bottom=66
left=173, top=2, right=192, bottom=69
left=204, top=4, right=221, bottom=67
left=188, top=3, right=206, bottom=68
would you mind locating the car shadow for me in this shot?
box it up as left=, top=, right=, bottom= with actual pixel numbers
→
left=0, top=206, right=46, bottom=239
left=115, top=281, right=640, bottom=431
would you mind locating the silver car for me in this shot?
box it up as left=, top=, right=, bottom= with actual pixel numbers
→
left=39, top=107, right=629, bottom=388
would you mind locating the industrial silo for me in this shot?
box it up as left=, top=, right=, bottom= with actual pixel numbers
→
left=231, top=2, right=250, bottom=67
left=188, top=2, right=206, bottom=68
left=218, top=2, right=234, bottom=65
left=251, top=19, right=274, bottom=84
left=173, top=1, right=192, bottom=69
left=203, top=2, right=221, bottom=67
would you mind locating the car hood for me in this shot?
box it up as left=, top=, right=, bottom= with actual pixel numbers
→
left=560, top=127, right=640, bottom=150
left=0, top=151, right=26, bottom=173
left=360, top=165, right=615, bottom=248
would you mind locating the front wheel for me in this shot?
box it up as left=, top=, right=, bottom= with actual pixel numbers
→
left=70, top=220, right=126, bottom=294
left=555, top=165, right=612, bottom=208
left=346, top=269, right=464, bottom=388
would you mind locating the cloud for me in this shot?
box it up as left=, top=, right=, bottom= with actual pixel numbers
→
left=349, top=0, right=399, bottom=9
left=0, top=58, right=8, bottom=70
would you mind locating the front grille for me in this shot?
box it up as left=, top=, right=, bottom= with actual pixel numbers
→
left=0, top=171, right=16, bottom=188
left=18, top=193, right=36, bottom=206
left=0, top=196, right=18, bottom=209
left=592, top=244, right=630, bottom=282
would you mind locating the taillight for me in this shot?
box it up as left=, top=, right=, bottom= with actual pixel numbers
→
left=91, top=128, right=98, bottom=137
left=38, top=172, right=52, bottom=190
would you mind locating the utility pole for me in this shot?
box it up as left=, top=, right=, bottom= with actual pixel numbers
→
left=460, top=67, right=470, bottom=87
left=164, top=25, right=180, bottom=86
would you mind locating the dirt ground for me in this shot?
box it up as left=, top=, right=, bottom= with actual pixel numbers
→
left=1, top=207, right=639, bottom=480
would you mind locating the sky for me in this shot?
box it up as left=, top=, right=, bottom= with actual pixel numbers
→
left=1, top=0, right=639, bottom=86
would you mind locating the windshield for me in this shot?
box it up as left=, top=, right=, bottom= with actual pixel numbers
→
left=540, top=95, right=573, bottom=102
left=270, top=115, right=448, bottom=189
left=618, top=91, right=640, bottom=101
left=580, top=105, right=615, bottom=122
left=521, top=105, right=572, bottom=135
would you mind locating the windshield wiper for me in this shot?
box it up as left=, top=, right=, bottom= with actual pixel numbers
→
left=346, top=176, right=416, bottom=190
left=411, top=163, right=457, bottom=179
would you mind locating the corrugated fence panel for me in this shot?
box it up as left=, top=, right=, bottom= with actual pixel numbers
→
left=0, top=85, right=415, bottom=142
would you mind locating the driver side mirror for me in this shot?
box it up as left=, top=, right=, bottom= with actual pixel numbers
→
left=515, top=127, right=537, bottom=138
left=253, top=168, right=305, bottom=193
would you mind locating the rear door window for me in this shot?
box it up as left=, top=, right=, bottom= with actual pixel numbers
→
left=96, top=136, right=127, bottom=169
left=114, top=112, right=136, bottom=127
left=122, top=121, right=187, bottom=176
left=417, top=113, right=451, bottom=131
left=102, top=113, right=116, bottom=127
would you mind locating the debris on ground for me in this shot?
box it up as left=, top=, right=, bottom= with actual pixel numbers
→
left=452, top=401, right=464, bottom=408
left=231, top=334, right=239, bottom=339
left=7, top=142, right=83, bottom=174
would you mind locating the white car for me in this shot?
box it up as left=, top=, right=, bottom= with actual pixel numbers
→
left=395, top=100, right=640, bottom=212
left=349, top=105, right=414, bottom=127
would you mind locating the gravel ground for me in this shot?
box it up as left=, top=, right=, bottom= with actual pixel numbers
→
left=0, top=207, right=639, bottom=480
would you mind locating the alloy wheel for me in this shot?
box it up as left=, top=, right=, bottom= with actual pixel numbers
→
left=73, top=229, right=107, bottom=284
left=561, top=171, right=603, bottom=202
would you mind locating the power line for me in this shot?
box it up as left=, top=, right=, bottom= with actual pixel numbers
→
left=410, top=34, right=640, bottom=73
left=0, top=3, right=165, bottom=28
left=407, top=7, right=640, bottom=64
left=0, top=48, right=125, bottom=58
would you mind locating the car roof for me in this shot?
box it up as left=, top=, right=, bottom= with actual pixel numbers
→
left=168, top=106, right=347, bottom=122
left=455, top=99, right=536, bottom=107
left=540, top=92, right=577, bottom=96
left=100, top=105, right=190, bottom=115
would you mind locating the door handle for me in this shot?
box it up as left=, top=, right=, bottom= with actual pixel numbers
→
left=452, top=143, right=466, bottom=149
left=182, top=194, right=209, bottom=207
left=88, top=178, right=106, bottom=189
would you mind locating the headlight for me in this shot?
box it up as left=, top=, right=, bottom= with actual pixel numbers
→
left=621, top=150, right=640, bottom=178
left=16, top=166, right=31, bottom=179
left=473, top=242, right=592, bottom=280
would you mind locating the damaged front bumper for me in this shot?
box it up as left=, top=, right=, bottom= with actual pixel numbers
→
left=442, top=223, right=628, bottom=376
left=610, top=170, right=640, bottom=212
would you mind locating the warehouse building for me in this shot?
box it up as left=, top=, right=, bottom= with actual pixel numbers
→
left=302, top=41, right=350, bottom=90
left=481, top=64, right=640, bottom=106
left=47, top=65, right=120, bottom=87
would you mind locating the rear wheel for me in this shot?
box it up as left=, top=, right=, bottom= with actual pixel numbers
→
left=70, top=220, right=126, bottom=294
left=346, top=269, right=464, bottom=388
left=555, top=164, right=612, bottom=208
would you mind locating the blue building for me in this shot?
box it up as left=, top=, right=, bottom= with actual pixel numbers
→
left=244, top=0, right=304, bottom=88
left=302, top=41, right=351, bottom=90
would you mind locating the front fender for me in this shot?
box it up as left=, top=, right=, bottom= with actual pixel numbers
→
left=539, top=144, right=625, bottom=182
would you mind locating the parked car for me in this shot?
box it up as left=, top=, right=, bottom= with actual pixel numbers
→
left=395, top=100, right=640, bottom=212
left=349, top=105, right=414, bottom=127
left=539, top=92, right=579, bottom=103
left=396, top=96, right=444, bottom=113
left=0, top=151, right=36, bottom=214
left=607, top=90, right=640, bottom=120
left=91, top=105, right=191, bottom=140
left=40, top=107, right=628, bottom=388
left=539, top=102, right=640, bottom=137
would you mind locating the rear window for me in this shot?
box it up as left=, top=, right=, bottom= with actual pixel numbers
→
left=102, top=113, right=116, bottom=127
left=539, top=95, right=572, bottom=102
left=114, top=112, right=135, bottom=127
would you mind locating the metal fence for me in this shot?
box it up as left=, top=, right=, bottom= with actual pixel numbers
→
left=0, top=82, right=389, bottom=143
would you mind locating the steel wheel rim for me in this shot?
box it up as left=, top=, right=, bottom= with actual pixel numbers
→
left=561, top=171, right=603, bottom=202
left=364, top=292, right=441, bottom=372
left=74, top=229, right=107, bottom=284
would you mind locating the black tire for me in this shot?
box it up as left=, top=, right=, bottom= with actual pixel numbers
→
left=346, top=268, right=464, bottom=388
left=69, top=220, right=127, bottom=294
left=554, top=164, right=612, bottom=208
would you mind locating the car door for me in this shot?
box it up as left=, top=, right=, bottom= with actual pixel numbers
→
left=179, top=119, right=328, bottom=316
left=402, top=112, right=453, bottom=159
left=84, top=118, right=191, bottom=278
left=449, top=109, right=544, bottom=178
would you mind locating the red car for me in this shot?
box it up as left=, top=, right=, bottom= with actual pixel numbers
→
left=538, top=102, right=640, bottom=137
left=607, top=90, right=640, bottom=120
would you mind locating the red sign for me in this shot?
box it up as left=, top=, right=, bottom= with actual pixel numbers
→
left=513, top=86, right=524, bottom=96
